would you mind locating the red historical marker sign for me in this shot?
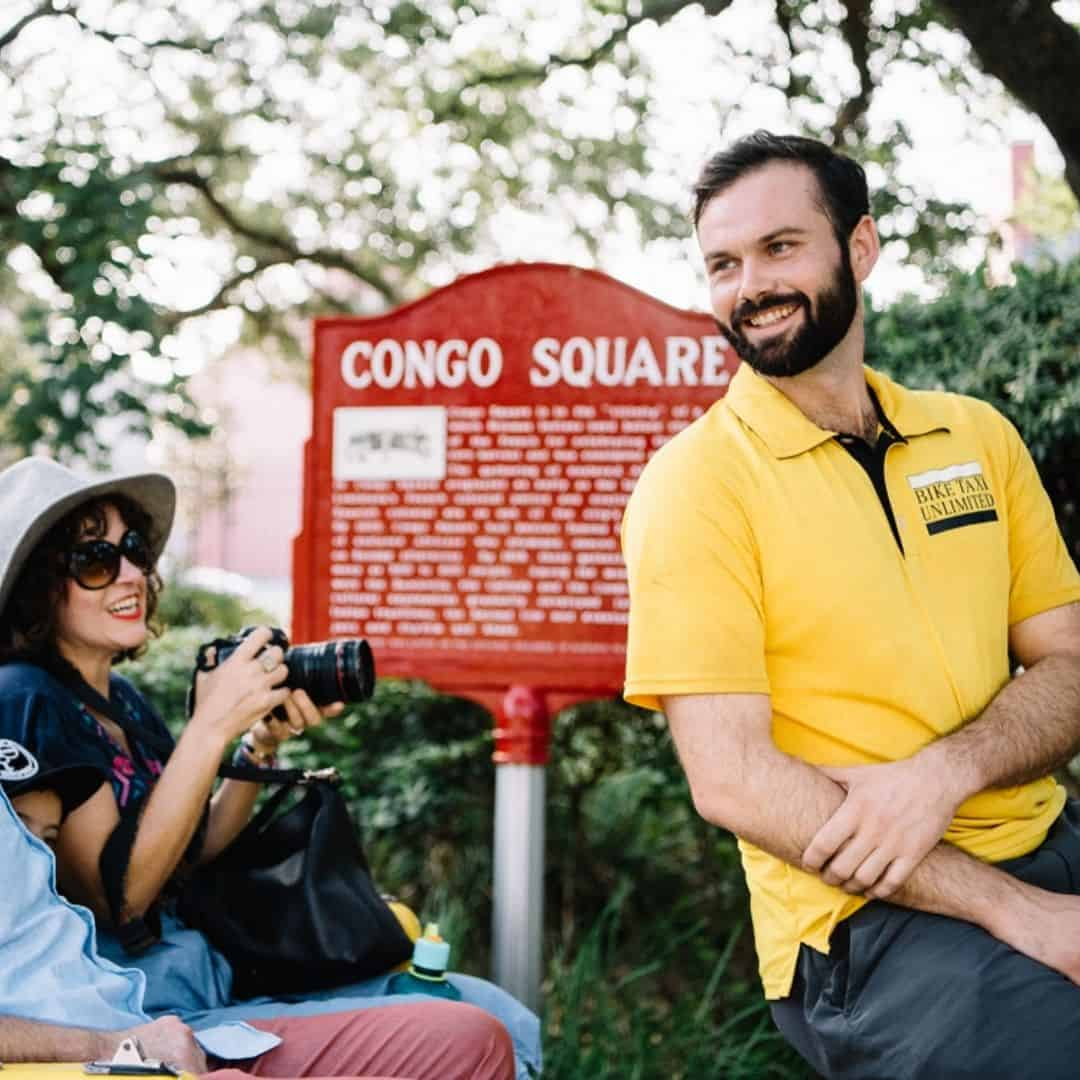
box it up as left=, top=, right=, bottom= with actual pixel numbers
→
left=292, top=262, right=737, bottom=706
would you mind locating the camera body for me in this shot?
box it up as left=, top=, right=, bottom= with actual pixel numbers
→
left=196, top=626, right=376, bottom=708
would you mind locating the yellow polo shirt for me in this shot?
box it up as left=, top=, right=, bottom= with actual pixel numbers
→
left=621, top=363, right=1080, bottom=999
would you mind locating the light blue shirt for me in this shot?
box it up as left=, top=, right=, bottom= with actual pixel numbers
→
left=0, top=786, right=148, bottom=1029
left=0, top=787, right=277, bottom=1060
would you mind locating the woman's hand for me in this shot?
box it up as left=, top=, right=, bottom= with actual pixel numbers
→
left=189, top=625, right=291, bottom=745
left=246, top=691, right=346, bottom=758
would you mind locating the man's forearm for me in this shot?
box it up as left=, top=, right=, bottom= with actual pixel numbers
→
left=711, top=738, right=1043, bottom=942
left=666, top=693, right=1076, bottom=976
left=923, top=653, right=1080, bottom=795
left=0, top=1015, right=115, bottom=1062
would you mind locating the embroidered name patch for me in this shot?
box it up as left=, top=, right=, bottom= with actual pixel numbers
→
left=0, top=738, right=39, bottom=782
left=907, top=461, right=998, bottom=535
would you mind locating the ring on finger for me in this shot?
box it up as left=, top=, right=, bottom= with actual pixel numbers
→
left=259, top=651, right=278, bottom=673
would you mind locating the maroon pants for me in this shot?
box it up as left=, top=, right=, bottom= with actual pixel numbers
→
left=203, top=1003, right=514, bottom=1080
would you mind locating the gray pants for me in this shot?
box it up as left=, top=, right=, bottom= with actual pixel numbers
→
left=770, top=799, right=1080, bottom=1079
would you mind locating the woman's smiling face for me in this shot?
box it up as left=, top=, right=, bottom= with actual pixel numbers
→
left=54, top=501, right=150, bottom=676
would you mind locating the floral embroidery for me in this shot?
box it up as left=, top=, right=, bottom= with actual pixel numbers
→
left=112, top=754, right=135, bottom=807
left=74, top=690, right=168, bottom=810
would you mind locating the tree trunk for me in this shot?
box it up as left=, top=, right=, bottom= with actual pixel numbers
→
left=935, top=0, right=1080, bottom=201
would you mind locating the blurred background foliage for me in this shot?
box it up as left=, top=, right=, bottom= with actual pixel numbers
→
left=2, top=0, right=1078, bottom=461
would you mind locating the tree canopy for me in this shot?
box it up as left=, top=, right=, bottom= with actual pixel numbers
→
left=1, top=0, right=1077, bottom=460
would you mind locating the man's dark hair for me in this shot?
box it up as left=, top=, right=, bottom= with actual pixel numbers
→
left=692, top=131, right=870, bottom=244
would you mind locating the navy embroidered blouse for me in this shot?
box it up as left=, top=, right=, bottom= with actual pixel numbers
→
left=0, top=661, right=170, bottom=813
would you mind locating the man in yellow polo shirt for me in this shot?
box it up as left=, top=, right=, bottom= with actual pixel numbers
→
left=621, top=131, right=1080, bottom=1078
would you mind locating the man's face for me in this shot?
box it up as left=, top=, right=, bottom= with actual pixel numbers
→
left=696, top=162, right=859, bottom=378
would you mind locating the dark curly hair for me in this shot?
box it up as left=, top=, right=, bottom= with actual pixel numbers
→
left=0, top=494, right=164, bottom=666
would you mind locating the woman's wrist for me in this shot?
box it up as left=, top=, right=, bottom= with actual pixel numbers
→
left=185, top=707, right=233, bottom=757
left=233, top=734, right=277, bottom=768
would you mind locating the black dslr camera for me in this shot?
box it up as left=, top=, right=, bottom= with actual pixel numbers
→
left=193, top=626, right=376, bottom=709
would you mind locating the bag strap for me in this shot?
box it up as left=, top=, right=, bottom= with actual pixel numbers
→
left=217, top=761, right=341, bottom=785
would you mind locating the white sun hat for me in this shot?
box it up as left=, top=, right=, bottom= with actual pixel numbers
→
left=0, top=457, right=176, bottom=619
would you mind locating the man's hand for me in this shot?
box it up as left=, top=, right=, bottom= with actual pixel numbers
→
left=120, top=1017, right=207, bottom=1075
left=801, top=754, right=965, bottom=898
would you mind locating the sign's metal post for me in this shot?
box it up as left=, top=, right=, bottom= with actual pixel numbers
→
left=492, top=686, right=550, bottom=1013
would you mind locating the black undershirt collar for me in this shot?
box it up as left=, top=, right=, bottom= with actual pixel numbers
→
left=833, top=388, right=906, bottom=555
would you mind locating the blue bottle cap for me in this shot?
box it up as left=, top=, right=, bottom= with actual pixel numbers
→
left=413, top=925, right=451, bottom=973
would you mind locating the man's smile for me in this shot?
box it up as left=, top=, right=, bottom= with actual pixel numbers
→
left=741, top=301, right=801, bottom=332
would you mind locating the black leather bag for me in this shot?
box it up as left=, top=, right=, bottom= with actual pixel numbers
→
left=176, top=766, right=413, bottom=1000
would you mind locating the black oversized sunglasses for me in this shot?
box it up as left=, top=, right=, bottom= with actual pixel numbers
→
left=66, top=529, right=155, bottom=590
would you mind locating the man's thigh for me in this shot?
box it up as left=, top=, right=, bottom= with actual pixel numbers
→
left=834, top=904, right=1080, bottom=1078
left=773, top=804, right=1080, bottom=1080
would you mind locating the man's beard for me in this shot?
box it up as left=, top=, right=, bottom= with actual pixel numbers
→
left=718, top=247, right=858, bottom=378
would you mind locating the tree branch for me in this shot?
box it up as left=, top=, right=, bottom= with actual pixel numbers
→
left=935, top=0, right=1080, bottom=201
left=162, top=262, right=279, bottom=326
left=0, top=0, right=53, bottom=53
left=772, top=0, right=818, bottom=103
left=66, top=11, right=223, bottom=54
left=307, top=285, right=359, bottom=316
left=0, top=2, right=223, bottom=55
left=460, top=0, right=734, bottom=92
left=831, top=0, right=874, bottom=143
left=774, top=0, right=799, bottom=63
left=153, top=165, right=400, bottom=305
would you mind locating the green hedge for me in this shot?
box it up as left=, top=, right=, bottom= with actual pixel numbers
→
left=867, top=257, right=1080, bottom=560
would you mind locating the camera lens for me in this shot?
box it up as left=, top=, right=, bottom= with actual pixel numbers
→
left=284, top=639, right=376, bottom=706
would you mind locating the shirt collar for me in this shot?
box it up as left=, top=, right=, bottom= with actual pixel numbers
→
left=723, top=362, right=949, bottom=460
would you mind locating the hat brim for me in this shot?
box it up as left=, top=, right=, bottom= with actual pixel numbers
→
left=5, top=763, right=107, bottom=819
left=0, top=466, right=175, bottom=620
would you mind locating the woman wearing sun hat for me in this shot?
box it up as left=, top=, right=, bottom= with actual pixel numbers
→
left=0, top=456, right=541, bottom=1080
left=0, top=456, right=325, bottom=964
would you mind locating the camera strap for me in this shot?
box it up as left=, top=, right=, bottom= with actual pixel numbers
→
left=35, top=656, right=175, bottom=759
left=51, top=661, right=315, bottom=787
left=41, top=656, right=304, bottom=786
left=185, top=637, right=240, bottom=719
left=28, top=658, right=177, bottom=946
